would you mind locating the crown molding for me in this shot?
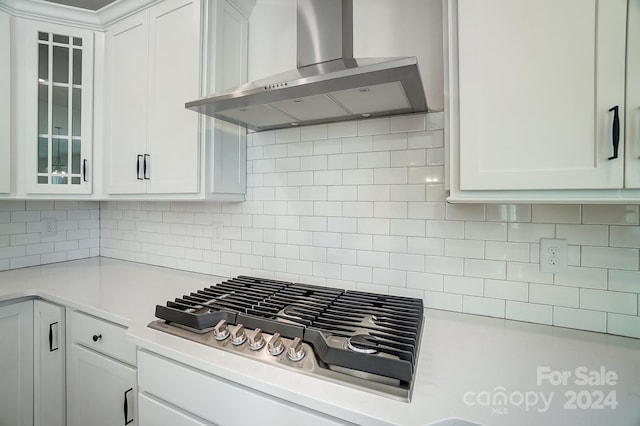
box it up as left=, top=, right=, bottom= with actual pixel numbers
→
left=0, top=0, right=161, bottom=29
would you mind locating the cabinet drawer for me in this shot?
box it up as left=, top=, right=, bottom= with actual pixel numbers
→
left=138, top=351, right=346, bottom=426
left=139, top=393, right=211, bottom=426
left=69, top=310, right=136, bottom=366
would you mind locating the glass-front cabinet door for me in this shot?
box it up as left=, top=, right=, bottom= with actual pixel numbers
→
left=18, top=20, right=94, bottom=195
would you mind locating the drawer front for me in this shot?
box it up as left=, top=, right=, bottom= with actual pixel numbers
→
left=138, top=351, right=347, bottom=426
left=139, top=393, right=212, bottom=426
left=69, top=310, right=136, bottom=366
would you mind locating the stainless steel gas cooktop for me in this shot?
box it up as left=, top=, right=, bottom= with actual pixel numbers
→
left=149, top=276, right=424, bottom=401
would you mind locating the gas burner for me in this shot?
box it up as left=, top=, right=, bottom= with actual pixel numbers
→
left=347, top=334, right=378, bottom=354
left=151, top=276, right=424, bottom=401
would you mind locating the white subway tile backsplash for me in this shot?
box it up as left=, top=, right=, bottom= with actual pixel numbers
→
left=464, top=259, right=506, bottom=280
left=390, top=219, right=425, bottom=237
left=506, top=301, right=552, bottom=325
left=609, top=226, right=640, bottom=248
left=445, top=204, right=485, bottom=221
left=372, top=235, right=407, bottom=254
left=407, top=237, right=443, bottom=256
left=485, top=241, right=529, bottom=262
left=580, top=289, right=637, bottom=315
left=389, top=185, right=425, bottom=202
left=556, top=225, right=608, bottom=246
left=357, top=117, right=390, bottom=136
left=89, top=112, right=640, bottom=340
left=484, top=279, right=528, bottom=301
left=507, top=223, right=555, bottom=243
left=374, top=168, right=407, bottom=184
left=532, top=204, right=581, bottom=224
left=373, top=133, right=407, bottom=151
left=390, top=253, right=424, bottom=272
left=581, top=246, right=639, bottom=271
left=608, top=269, right=640, bottom=293
left=486, top=204, right=532, bottom=223
left=465, top=222, right=507, bottom=241
left=391, top=150, right=426, bottom=167
left=529, top=283, right=578, bottom=307
left=444, top=239, right=484, bottom=259
left=444, top=275, right=483, bottom=296
left=462, top=295, right=505, bottom=318
left=342, top=136, right=373, bottom=153
left=407, top=202, right=445, bottom=220
left=407, top=130, right=443, bottom=149
left=582, top=205, right=639, bottom=225
left=407, top=272, right=444, bottom=291
left=553, top=306, right=607, bottom=333
left=607, top=313, right=640, bottom=338
left=390, top=114, right=426, bottom=133
left=424, top=290, right=462, bottom=311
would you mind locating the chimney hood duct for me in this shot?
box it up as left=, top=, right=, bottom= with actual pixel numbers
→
left=186, top=0, right=428, bottom=132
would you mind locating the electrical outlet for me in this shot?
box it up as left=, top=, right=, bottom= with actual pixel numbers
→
left=539, top=238, right=568, bottom=273
left=212, top=222, right=224, bottom=244
left=41, top=217, right=57, bottom=237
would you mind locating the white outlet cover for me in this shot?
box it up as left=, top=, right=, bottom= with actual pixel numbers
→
left=539, top=238, right=568, bottom=273
left=212, top=222, right=224, bottom=244
left=41, top=217, right=57, bottom=237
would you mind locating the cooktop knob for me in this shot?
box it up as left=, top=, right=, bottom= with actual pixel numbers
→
left=213, top=319, right=230, bottom=341
left=267, top=332, right=284, bottom=356
left=286, top=337, right=305, bottom=362
left=231, top=324, right=247, bottom=346
left=248, top=328, right=265, bottom=351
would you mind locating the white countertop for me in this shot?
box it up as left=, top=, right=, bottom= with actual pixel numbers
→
left=1, top=257, right=639, bottom=426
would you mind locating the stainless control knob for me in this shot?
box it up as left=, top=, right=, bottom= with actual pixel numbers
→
left=231, top=324, right=247, bottom=346
left=248, top=328, right=265, bottom=351
left=286, top=337, right=305, bottom=361
left=267, top=332, right=284, bottom=356
left=213, top=319, right=230, bottom=341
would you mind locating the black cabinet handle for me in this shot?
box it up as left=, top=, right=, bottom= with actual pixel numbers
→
left=92, top=334, right=102, bottom=342
left=143, top=154, right=150, bottom=180
left=49, top=322, right=59, bottom=352
left=82, top=159, right=88, bottom=182
left=608, top=105, right=620, bottom=160
left=136, top=155, right=143, bottom=180
left=123, top=387, right=133, bottom=425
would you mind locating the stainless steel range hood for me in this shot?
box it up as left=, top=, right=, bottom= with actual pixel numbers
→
left=186, top=0, right=428, bottom=132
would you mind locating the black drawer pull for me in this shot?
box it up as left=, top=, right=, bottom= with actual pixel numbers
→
left=92, top=334, right=102, bottom=342
left=124, top=387, right=133, bottom=425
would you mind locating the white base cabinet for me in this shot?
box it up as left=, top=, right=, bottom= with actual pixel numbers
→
left=0, top=301, right=34, bottom=426
left=66, top=309, right=138, bottom=426
left=67, top=344, right=137, bottom=426
left=33, top=300, right=66, bottom=426
left=137, top=350, right=347, bottom=426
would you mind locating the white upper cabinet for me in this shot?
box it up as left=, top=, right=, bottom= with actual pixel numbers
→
left=105, top=0, right=201, bottom=195
left=447, top=0, right=637, bottom=201
left=0, top=10, right=10, bottom=195
left=204, top=0, right=248, bottom=197
left=626, top=0, right=640, bottom=188
left=14, top=19, right=95, bottom=195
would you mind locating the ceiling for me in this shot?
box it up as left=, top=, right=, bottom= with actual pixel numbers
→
left=44, top=0, right=118, bottom=11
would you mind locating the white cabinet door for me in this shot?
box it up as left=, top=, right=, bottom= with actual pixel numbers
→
left=0, top=10, right=10, bottom=194
left=146, top=0, right=201, bottom=194
left=33, top=300, right=65, bottom=426
left=206, top=1, right=247, bottom=196
left=67, top=343, right=137, bottom=426
left=0, top=301, right=34, bottom=426
left=14, top=19, right=95, bottom=195
left=105, top=12, right=149, bottom=194
left=626, top=0, right=640, bottom=188
left=454, top=0, right=627, bottom=190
